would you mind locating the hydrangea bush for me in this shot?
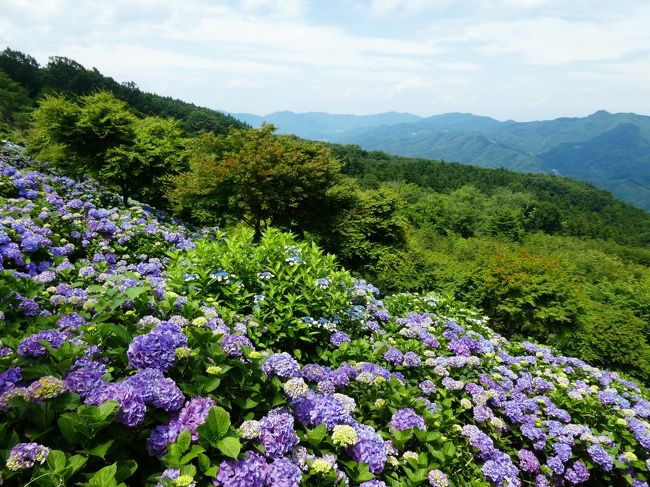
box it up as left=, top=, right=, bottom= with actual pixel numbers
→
left=1, top=144, right=650, bottom=486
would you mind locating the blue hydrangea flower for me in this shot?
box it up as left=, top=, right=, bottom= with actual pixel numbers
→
left=390, top=408, right=425, bottom=431
left=259, top=408, right=299, bottom=459
left=265, top=457, right=302, bottom=487
left=213, top=451, right=267, bottom=487
left=127, top=321, right=187, bottom=371
left=262, top=353, right=301, bottom=379
left=6, top=442, right=50, bottom=471
left=330, top=331, right=350, bottom=347
left=348, top=424, right=386, bottom=474
left=587, top=444, right=613, bottom=472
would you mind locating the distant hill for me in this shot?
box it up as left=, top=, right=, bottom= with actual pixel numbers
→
left=233, top=110, right=650, bottom=211
left=339, top=110, right=650, bottom=211
left=0, top=47, right=247, bottom=136
left=232, top=110, right=421, bottom=140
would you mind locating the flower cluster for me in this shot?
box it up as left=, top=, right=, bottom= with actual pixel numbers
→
left=2, top=147, right=650, bottom=487
left=148, top=397, right=215, bottom=456
left=6, top=442, right=50, bottom=471
left=127, top=321, right=188, bottom=371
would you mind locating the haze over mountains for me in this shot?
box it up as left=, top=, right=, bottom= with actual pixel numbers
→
left=233, top=110, right=650, bottom=211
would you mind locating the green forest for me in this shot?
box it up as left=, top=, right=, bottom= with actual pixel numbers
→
left=2, top=46, right=650, bottom=385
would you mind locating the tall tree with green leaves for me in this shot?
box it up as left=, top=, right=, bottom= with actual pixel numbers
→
left=0, top=48, right=42, bottom=97
left=0, top=69, right=31, bottom=132
left=31, top=91, right=187, bottom=205
left=168, top=124, right=342, bottom=241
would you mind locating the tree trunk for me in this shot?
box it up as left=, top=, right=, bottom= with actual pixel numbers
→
left=253, top=217, right=262, bottom=243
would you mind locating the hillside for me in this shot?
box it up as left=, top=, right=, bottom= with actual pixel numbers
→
left=331, top=145, right=650, bottom=247
left=340, top=111, right=650, bottom=211
left=0, top=48, right=247, bottom=136
left=2, top=143, right=650, bottom=486
left=230, top=109, right=650, bottom=211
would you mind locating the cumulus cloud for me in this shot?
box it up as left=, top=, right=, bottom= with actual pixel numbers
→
left=0, top=0, right=648, bottom=119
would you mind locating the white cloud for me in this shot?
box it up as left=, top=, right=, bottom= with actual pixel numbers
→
left=241, top=0, right=308, bottom=18
left=1, top=0, right=649, bottom=118
left=428, top=7, right=650, bottom=65
left=369, top=0, right=455, bottom=16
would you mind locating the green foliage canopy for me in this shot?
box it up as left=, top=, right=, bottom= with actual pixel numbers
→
left=168, top=124, right=342, bottom=241
left=31, top=91, right=187, bottom=206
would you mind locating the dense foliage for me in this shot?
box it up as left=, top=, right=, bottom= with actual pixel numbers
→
left=30, top=91, right=188, bottom=206
left=333, top=145, right=650, bottom=247
left=168, top=125, right=342, bottom=242
left=0, top=48, right=246, bottom=137
left=3, top=145, right=650, bottom=487
left=3, top=45, right=649, bottom=397
left=329, top=146, right=650, bottom=383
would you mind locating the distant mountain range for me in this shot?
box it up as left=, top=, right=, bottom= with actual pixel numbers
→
left=233, top=111, right=422, bottom=140
left=232, top=110, right=650, bottom=211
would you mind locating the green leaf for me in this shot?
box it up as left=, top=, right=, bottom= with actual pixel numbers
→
left=124, top=286, right=145, bottom=300
left=208, top=406, right=231, bottom=439
left=67, top=455, right=88, bottom=477
left=85, top=463, right=117, bottom=487
left=83, top=440, right=114, bottom=459
left=58, top=415, right=81, bottom=445
left=203, top=377, right=221, bottom=393
left=176, top=429, right=192, bottom=452
left=47, top=450, right=66, bottom=472
left=96, top=400, right=120, bottom=421
left=115, top=460, right=138, bottom=483
left=216, top=437, right=241, bottom=459
left=198, top=453, right=211, bottom=473
left=306, top=424, right=327, bottom=447
left=180, top=445, right=205, bottom=466
left=442, top=442, right=456, bottom=458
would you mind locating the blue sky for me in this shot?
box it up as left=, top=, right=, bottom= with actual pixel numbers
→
left=1, top=0, right=649, bottom=120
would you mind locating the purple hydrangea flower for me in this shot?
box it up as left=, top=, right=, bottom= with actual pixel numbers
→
left=6, top=442, right=50, bottom=471
left=553, top=442, right=572, bottom=462
left=564, top=460, right=590, bottom=484
left=328, top=368, right=351, bottom=388
left=462, top=425, right=494, bottom=459
left=64, top=360, right=107, bottom=398
left=302, top=364, right=327, bottom=382
left=546, top=455, right=565, bottom=475
left=419, top=380, right=436, bottom=395
left=147, top=396, right=216, bottom=456
left=85, top=382, right=146, bottom=427
left=473, top=406, right=493, bottom=423
left=383, top=347, right=404, bottom=365
left=587, top=444, right=613, bottom=472
left=348, top=424, right=387, bottom=474
left=214, top=451, right=267, bottom=487
left=518, top=449, right=540, bottom=474
left=317, top=380, right=335, bottom=395
left=481, top=450, right=519, bottom=486
left=390, top=408, right=425, bottom=431
left=0, top=367, right=22, bottom=394
left=221, top=334, right=254, bottom=358
left=259, top=409, right=300, bottom=459
left=127, top=321, right=187, bottom=371
left=403, top=351, right=421, bottom=367
left=265, top=457, right=302, bottom=487
left=18, top=329, right=67, bottom=357
left=361, top=481, right=387, bottom=487
left=262, top=353, right=301, bottom=379
left=292, top=391, right=354, bottom=430
left=330, top=331, right=351, bottom=347
left=428, top=469, right=449, bottom=487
